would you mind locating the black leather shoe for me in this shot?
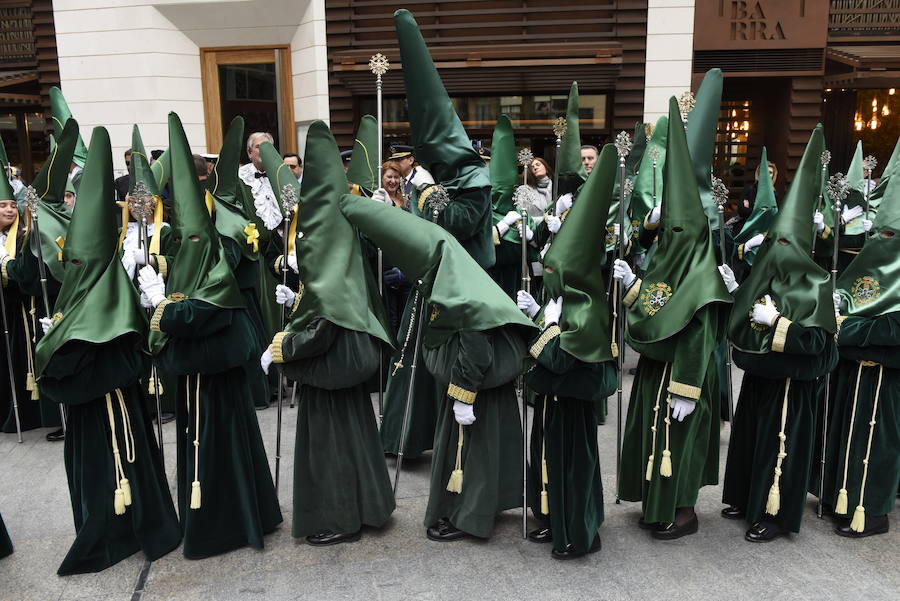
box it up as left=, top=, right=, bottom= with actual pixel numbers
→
left=835, top=514, right=889, bottom=538
left=637, top=516, right=662, bottom=531
left=551, top=536, right=601, bottom=560
left=306, top=530, right=361, bottom=546
left=744, top=521, right=786, bottom=543
left=720, top=506, right=744, bottom=520
left=528, top=528, right=553, bottom=543
left=426, top=519, right=469, bottom=542
left=45, top=428, right=65, bottom=442
left=651, top=514, right=699, bottom=540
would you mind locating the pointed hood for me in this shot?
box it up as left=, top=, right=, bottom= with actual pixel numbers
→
left=870, top=137, right=899, bottom=205
left=557, top=82, right=587, bottom=196
left=734, top=146, right=778, bottom=265
left=129, top=125, right=161, bottom=198
left=394, top=9, right=490, bottom=193
left=686, top=69, right=723, bottom=231
left=27, top=118, right=79, bottom=283
left=627, top=97, right=732, bottom=344
left=49, top=87, right=88, bottom=169
left=346, top=115, right=379, bottom=194
left=837, top=168, right=900, bottom=317
left=490, top=114, right=518, bottom=215
left=843, top=141, right=871, bottom=235
left=275, top=121, right=393, bottom=345
left=209, top=117, right=258, bottom=259
left=340, top=194, right=537, bottom=347
left=630, top=116, right=668, bottom=229
left=729, top=126, right=835, bottom=353
left=0, top=134, right=14, bottom=201
left=150, top=113, right=244, bottom=353
left=150, top=149, right=171, bottom=192
left=35, top=127, right=147, bottom=377
left=543, top=143, right=617, bottom=363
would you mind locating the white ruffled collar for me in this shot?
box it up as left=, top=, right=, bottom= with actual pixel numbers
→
left=239, top=162, right=281, bottom=231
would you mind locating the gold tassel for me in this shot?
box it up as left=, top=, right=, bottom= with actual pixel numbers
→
left=114, top=488, right=126, bottom=515
left=190, top=480, right=202, bottom=509
left=835, top=488, right=849, bottom=515
left=29, top=374, right=39, bottom=400
left=25, top=372, right=34, bottom=391
left=645, top=455, right=655, bottom=481
left=610, top=342, right=619, bottom=358
left=148, top=377, right=156, bottom=395
left=850, top=505, right=866, bottom=533
left=120, top=478, right=132, bottom=506
left=766, top=477, right=781, bottom=516
left=446, top=423, right=464, bottom=494
left=766, top=379, right=791, bottom=516
left=541, top=458, right=549, bottom=485
left=659, top=450, right=672, bottom=477
left=540, top=490, right=549, bottom=515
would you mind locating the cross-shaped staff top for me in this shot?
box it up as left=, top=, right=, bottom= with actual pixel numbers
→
left=517, top=148, right=534, bottom=167
left=614, top=131, right=632, bottom=160
left=369, top=53, right=390, bottom=77
left=711, top=175, right=729, bottom=208
left=552, top=117, right=567, bottom=139
left=863, top=155, right=878, bottom=173
left=821, top=150, right=832, bottom=168
left=827, top=172, right=850, bottom=204
left=677, top=91, right=695, bottom=123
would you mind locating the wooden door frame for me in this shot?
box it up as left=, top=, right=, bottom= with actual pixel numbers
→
left=199, top=45, right=296, bottom=153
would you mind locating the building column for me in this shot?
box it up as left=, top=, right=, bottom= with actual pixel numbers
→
left=643, top=0, right=695, bottom=123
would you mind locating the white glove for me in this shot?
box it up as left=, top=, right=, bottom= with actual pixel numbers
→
left=501, top=210, right=521, bottom=227
left=121, top=251, right=136, bottom=281
left=517, top=290, right=540, bottom=318
left=670, top=396, right=696, bottom=422
left=612, top=259, right=636, bottom=288
left=546, top=215, right=561, bottom=234
left=131, top=247, right=147, bottom=267
left=137, top=265, right=166, bottom=308
left=0, top=245, right=8, bottom=261
left=833, top=292, right=842, bottom=316
left=39, top=316, right=52, bottom=335
left=814, top=211, right=825, bottom=234
left=371, top=187, right=389, bottom=205
left=718, top=264, right=738, bottom=293
left=841, top=204, right=864, bottom=225
left=139, top=291, right=153, bottom=309
left=260, top=346, right=274, bottom=375
left=543, top=296, right=563, bottom=325
left=744, top=233, right=765, bottom=252
left=286, top=252, right=298, bottom=274
left=751, top=294, right=780, bottom=327
left=518, top=223, right=534, bottom=241
left=555, top=193, right=573, bottom=217
left=862, top=219, right=873, bottom=232
left=648, top=205, right=661, bottom=225
left=275, top=284, right=296, bottom=307
left=409, top=168, right=435, bottom=190
left=453, top=400, right=476, bottom=425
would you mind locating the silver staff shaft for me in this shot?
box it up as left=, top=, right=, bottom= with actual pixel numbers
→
left=0, top=265, right=22, bottom=442
left=615, top=157, right=626, bottom=503
left=393, top=288, right=425, bottom=496
left=717, top=207, right=735, bottom=426
left=375, top=69, right=386, bottom=425
left=142, top=218, right=165, bottom=470
left=275, top=215, right=290, bottom=494
left=520, top=208, right=530, bottom=537
left=30, top=214, right=66, bottom=433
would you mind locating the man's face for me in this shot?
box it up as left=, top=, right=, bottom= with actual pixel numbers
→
left=284, top=156, right=303, bottom=180
left=399, top=156, right=415, bottom=176
left=581, top=148, right=598, bottom=174
left=124, top=153, right=133, bottom=173
left=247, top=137, right=268, bottom=171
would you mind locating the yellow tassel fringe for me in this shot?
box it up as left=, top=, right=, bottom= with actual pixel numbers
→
left=540, top=490, right=549, bottom=515
left=121, top=478, right=132, bottom=507
left=659, top=450, right=672, bottom=477
left=446, top=469, right=463, bottom=494
left=25, top=372, right=34, bottom=391
left=541, top=459, right=549, bottom=485
left=610, top=342, right=619, bottom=359
left=190, top=480, right=202, bottom=509
left=114, top=488, right=126, bottom=515
left=835, top=488, right=849, bottom=515
left=766, top=480, right=781, bottom=516
left=850, top=505, right=866, bottom=533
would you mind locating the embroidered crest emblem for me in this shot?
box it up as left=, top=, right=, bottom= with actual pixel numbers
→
left=167, top=292, right=187, bottom=302
left=641, top=282, right=672, bottom=316
left=429, top=306, right=442, bottom=322
left=749, top=296, right=779, bottom=332
left=851, top=276, right=880, bottom=305
left=52, top=312, right=63, bottom=324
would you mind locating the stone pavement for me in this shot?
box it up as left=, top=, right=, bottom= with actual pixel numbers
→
left=0, top=353, right=897, bottom=601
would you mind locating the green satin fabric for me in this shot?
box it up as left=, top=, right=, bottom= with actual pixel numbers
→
left=395, top=10, right=491, bottom=194
left=489, top=115, right=518, bottom=216
left=630, top=115, right=668, bottom=238
left=50, top=87, right=88, bottom=168
left=210, top=117, right=259, bottom=262
left=734, top=147, right=778, bottom=267
left=628, top=99, right=732, bottom=344
left=686, top=69, right=723, bottom=232
left=339, top=194, right=536, bottom=348
left=556, top=82, right=587, bottom=197
left=346, top=115, right=379, bottom=194
left=129, top=125, right=161, bottom=198
left=542, top=144, right=616, bottom=363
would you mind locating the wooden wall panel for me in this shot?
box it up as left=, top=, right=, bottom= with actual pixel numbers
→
left=325, top=0, right=647, bottom=149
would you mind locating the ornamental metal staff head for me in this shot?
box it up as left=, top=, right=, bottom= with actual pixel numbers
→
left=820, top=150, right=832, bottom=170
left=677, top=91, right=695, bottom=125
left=368, top=53, right=389, bottom=79
left=614, top=131, right=632, bottom=165
left=426, top=184, right=450, bottom=219
left=711, top=175, right=729, bottom=213
left=280, top=183, right=299, bottom=220
left=827, top=173, right=850, bottom=210
left=862, top=155, right=877, bottom=177
left=23, top=185, right=39, bottom=221
left=518, top=147, right=534, bottom=187
left=128, top=180, right=156, bottom=223
left=622, top=177, right=634, bottom=198
left=552, top=117, right=567, bottom=141
left=648, top=146, right=661, bottom=167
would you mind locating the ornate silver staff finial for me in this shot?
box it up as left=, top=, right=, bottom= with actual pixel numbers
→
left=552, top=117, right=567, bottom=140
left=280, top=183, right=298, bottom=216
left=645, top=122, right=655, bottom=139
left=827, top=173, right=850, bottom=205
left=622, top=177, right=634, bottom=198
left=614, top=131, right=632, bottom=161
left=820, top=150, right=832, bottom=168
left=517, top=147, right=534, bottom=167
left=426, top=184, right=450, bottom=217
left=368, top=53, right=390, bottom=77
left=23, top=185, right=39, bottom=216
left=711, top=176, right=729, bottom=210
left=512, top=185, right=537, bottom=214
left=128, top=180, right=156, bottom=222
left=648, top=146, right=661, bottom=165
left=862, top=155, right=878, bottom=174
left=677, top=91, right=695, bottom=123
